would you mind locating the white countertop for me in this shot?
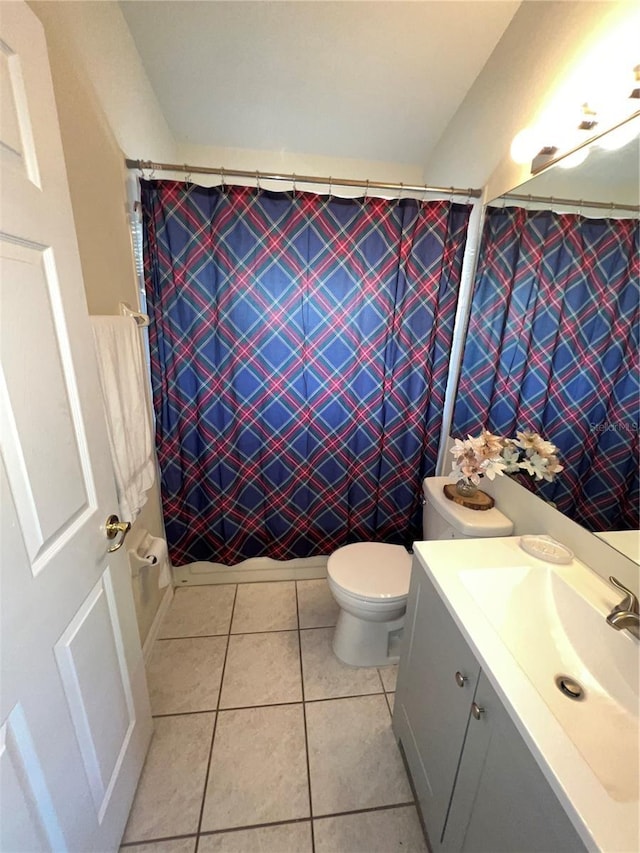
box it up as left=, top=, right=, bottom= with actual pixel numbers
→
left=412, top=536, right=639, bottom=853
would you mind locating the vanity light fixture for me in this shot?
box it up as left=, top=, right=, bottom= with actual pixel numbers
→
left=630, top=64, right=640, bottom=99
left=530, top=146, right=558, bottom=172
left=509, top=128, right=545, bottom=165
left=578, top=103, right=598, bottom=131
left=514, top=59, right=640, bottom=171
left=530, top=110, right=640, bottom=175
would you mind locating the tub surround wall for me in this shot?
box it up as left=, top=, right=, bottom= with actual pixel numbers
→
left=128, top=490, right=170, bottom=646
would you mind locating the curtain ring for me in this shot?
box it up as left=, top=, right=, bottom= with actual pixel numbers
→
left=184, top=164, right=192, bottom=186
left=422, top=184, right=429, bottom=207
left=292, top=172, right=297, bottom=199
left=220, top=167, right=226, bottom=196
left=328, top=176, right=333, bottom=198
left=579, top=199, right=584, bottom=216
left=363, top=179, right=369, bottom=205
left=256, top=170, right=261, bottom=193
left=466, top=187, right=472, bottom=205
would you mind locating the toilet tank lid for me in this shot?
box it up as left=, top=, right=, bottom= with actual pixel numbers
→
left=423, top=476, right=513, bottom=536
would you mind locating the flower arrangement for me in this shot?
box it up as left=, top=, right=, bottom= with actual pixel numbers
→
left=450, top=429, right=563, bottom=489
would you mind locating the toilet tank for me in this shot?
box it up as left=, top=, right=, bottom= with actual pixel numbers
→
left=422, top=476, right=513, bottom=540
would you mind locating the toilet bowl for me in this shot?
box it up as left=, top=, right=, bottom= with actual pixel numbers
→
left=327, top=476, right=514, bottom=667
left=327, top=542, right=412, bottom=667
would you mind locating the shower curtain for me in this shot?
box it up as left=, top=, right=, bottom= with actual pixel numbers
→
left=453, top=206, right=639, bottom=531
left=141, top=180, right=470, bottom=565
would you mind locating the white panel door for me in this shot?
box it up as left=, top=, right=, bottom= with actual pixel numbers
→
left=0, top=3, right=153, bottom=851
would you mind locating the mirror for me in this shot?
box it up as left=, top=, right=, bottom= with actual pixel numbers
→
left=455, top=116, right=639, bottom=564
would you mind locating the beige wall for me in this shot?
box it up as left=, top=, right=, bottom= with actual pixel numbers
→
left=31, top=0, right=168, bottom=644
left=176, top=142, right=427, bottom=197
left=28, top=16, right=138, bottom=316
left=30, top=0, right=175, bottom=314
left=31, top=0, right=176, bottom=161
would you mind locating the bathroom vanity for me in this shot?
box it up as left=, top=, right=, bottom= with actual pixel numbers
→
left=394, top=538, right=639, bottom=853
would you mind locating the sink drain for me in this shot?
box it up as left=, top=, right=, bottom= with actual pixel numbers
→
left=555, top=675, right=585, bottom=701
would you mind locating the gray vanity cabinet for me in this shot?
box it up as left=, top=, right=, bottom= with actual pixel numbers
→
left=442, top=670, right=585, bottom=852
left=394, top=560, right=586, bottom=853
left=394, top=565, right=481, bottom=848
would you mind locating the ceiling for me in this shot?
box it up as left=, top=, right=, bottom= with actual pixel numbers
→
left=119, top=1, right=520, bottom=166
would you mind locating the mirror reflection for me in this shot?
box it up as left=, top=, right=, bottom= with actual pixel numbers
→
left=452, top=117, right=639, bottom=558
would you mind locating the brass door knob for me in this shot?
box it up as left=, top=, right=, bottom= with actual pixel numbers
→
left=105, top=514, right=131, bottom=552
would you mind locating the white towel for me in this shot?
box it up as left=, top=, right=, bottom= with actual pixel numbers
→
left=90, top=315, right=156, bottom=521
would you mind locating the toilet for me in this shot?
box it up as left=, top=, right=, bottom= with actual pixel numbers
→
left=327, top=476, right=514, bottom=666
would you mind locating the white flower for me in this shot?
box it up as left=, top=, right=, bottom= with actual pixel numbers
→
left=514, top=431, right=558, bottom=459
left=450, top=430, right=508, bottom=485
left=469, top=429, right=504, bottom=459
left=480, top=455, right=509, bottom=480
left=450, top=440, right=485, bottom=484
left=500, top=441, right=521, bottom=473
left=519, top=455, right=543, bottom=480
left=450, top=430, right=563, bottom=485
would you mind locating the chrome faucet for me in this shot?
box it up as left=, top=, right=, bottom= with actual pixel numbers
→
left=606, top=576, right=640, bottom=640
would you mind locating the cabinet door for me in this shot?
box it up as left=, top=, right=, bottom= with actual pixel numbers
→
left=443, top=672, right=586, bottom=853
left=394, top=562, right=481, bottom=848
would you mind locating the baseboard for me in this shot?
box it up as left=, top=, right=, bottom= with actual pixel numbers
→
left=142, top=583, right=174, bottom=665
left=172, top=555, right=328, bottom=586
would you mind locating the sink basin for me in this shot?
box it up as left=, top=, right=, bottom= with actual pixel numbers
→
left=459, top=564, right=639, bottom=802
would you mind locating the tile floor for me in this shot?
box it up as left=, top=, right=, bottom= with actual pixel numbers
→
left=121, top=579, right=427, bottom=853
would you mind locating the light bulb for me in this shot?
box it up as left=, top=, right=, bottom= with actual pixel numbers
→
left=510, top=128, right=544, bottom=165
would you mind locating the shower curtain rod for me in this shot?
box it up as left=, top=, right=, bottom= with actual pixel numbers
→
left=125, top=159, right=483, bottom=199
left=495, top=191, right=639, bottom=214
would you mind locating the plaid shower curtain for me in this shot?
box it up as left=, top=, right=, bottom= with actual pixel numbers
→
left=453, top=206, right=639, bottom=531
left=141, top=180, right=470, bottom=565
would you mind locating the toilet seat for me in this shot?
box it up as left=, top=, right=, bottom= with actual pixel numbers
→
left=327, top=542, right=411, bottom=601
